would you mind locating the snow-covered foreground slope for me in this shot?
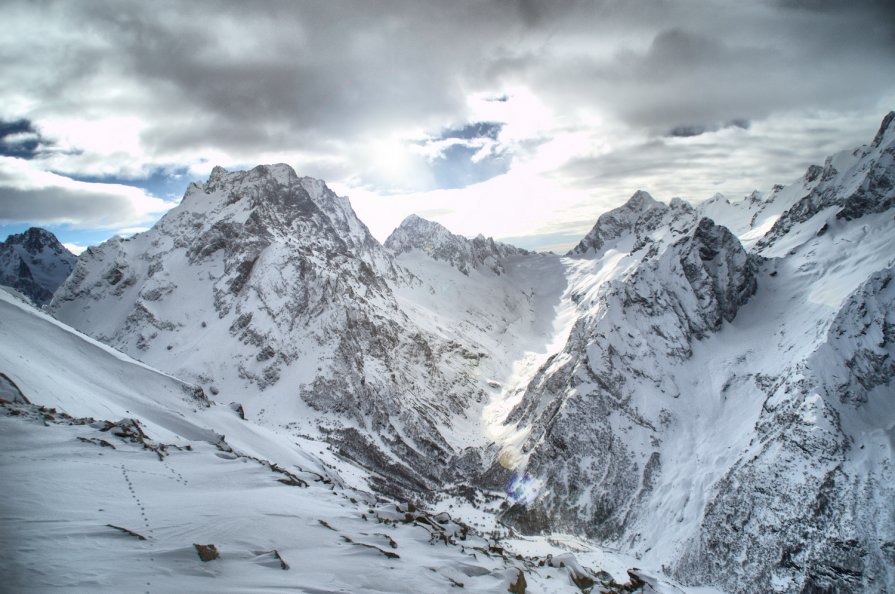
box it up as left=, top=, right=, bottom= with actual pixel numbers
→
left=1, top=288, right=705, bottom=593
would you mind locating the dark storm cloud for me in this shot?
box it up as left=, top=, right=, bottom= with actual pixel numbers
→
left=36, top=0, right=532, bottom=157
left=668, top=119, right=750, bottom=139
left=0, top=120, right=43, bottom=159
left=0, top=186, right=135, bottom=225
left=0, top=171, right=170, bottom=228
left=485, top=3, right=895, bottom=136
left=6, top=0, right=893, bottom=153
left=775, top=0, right=894, bottom=15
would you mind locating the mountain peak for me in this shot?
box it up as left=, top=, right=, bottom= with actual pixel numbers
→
left=568, top=190, right=671, bottom=257
left=209, top=164, right=228, bottom=179
left=1, top=227, right=76, bottom=305
left=625, top=189, right=660, bottom=211
left=5, top=227, right=66, bottom=252
left=871, top=111, right=895, bottom=148
left=395, top=213, right=440, bottom=232
left=385, top=215, right=525, bottom=275
left=201, top=163, right=300, bottom=197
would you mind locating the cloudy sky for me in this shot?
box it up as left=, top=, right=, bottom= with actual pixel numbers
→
left=1, top=0, right=893, bottom=253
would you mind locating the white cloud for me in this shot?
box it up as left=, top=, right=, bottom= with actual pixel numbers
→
left=0, top=0, right=892, bottom=248
left=62, top=242, right=88, bottom=255
left=0, top=157, right=175, bottom=229
left=339, top=161, right=593, bottom=248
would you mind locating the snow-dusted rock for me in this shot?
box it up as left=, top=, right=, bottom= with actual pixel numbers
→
left=50, top=164, right=484, bottom=496
left=385, top=214, right=528, bottom=275
left=568, top=190, right=669, bottom=257
left=0, top=227, right=76, bottom=305
left=755, top=110, right=895, bottom=255
left=494, top=114, right=895, bottom=593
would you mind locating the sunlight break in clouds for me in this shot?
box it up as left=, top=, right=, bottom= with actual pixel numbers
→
left=0, top=1, right=892, bottom=250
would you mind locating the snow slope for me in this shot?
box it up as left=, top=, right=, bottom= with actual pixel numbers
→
left=2, top=287, right=700, bottom=593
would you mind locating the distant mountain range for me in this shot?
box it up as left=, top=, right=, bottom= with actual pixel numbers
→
left=0, top=227, right=76, bottom=305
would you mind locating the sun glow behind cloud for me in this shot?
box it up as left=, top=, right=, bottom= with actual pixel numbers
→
left=0, top=1, right=892, bottom=251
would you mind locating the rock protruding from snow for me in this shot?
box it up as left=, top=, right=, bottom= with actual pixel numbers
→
left=871, top=110, right=895, bottom=148
left=811, top=264, right=895, bottom=405
left=679, top=217, right=758, bottom=332
left=384, top=214, right=527, bottom=275
left=0, top=227, right=76, bottom=305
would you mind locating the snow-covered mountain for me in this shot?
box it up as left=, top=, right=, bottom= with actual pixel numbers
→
left=3, top=287, right=682, bottom=593
left=385, top=214, right=529, bottom=275
left=49, top=164, right=504, bottom=498
left=491, top=112, right=895, bottom=593
left=40, top=112, right=895, bottom=593
left=0, top=227, right=76, bottom=305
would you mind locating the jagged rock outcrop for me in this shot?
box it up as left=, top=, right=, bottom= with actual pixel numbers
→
left=678, top=217, right=759, bottom=333
left=568, top=190, right=668, bottom=257
left=756, top=110, right=895, bottom=253
left=0, top=227, right=76, bottom=305
left=384, top=214, right=527, bottom=275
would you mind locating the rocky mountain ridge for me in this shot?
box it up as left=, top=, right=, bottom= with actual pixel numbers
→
left=385, top=214, right=528, bottom=276
left=50, top=164, right=495, bottom=496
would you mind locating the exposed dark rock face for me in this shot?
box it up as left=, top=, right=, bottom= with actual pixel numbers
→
left=501, top=214, right=758, bottom=543
left=678, top=217, right=759, bottom=334
left=757, top=111, right=895, bottom=251
left=0, top=227, right=76, bottom=305
left=812, top=266, right=895, bottom=405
